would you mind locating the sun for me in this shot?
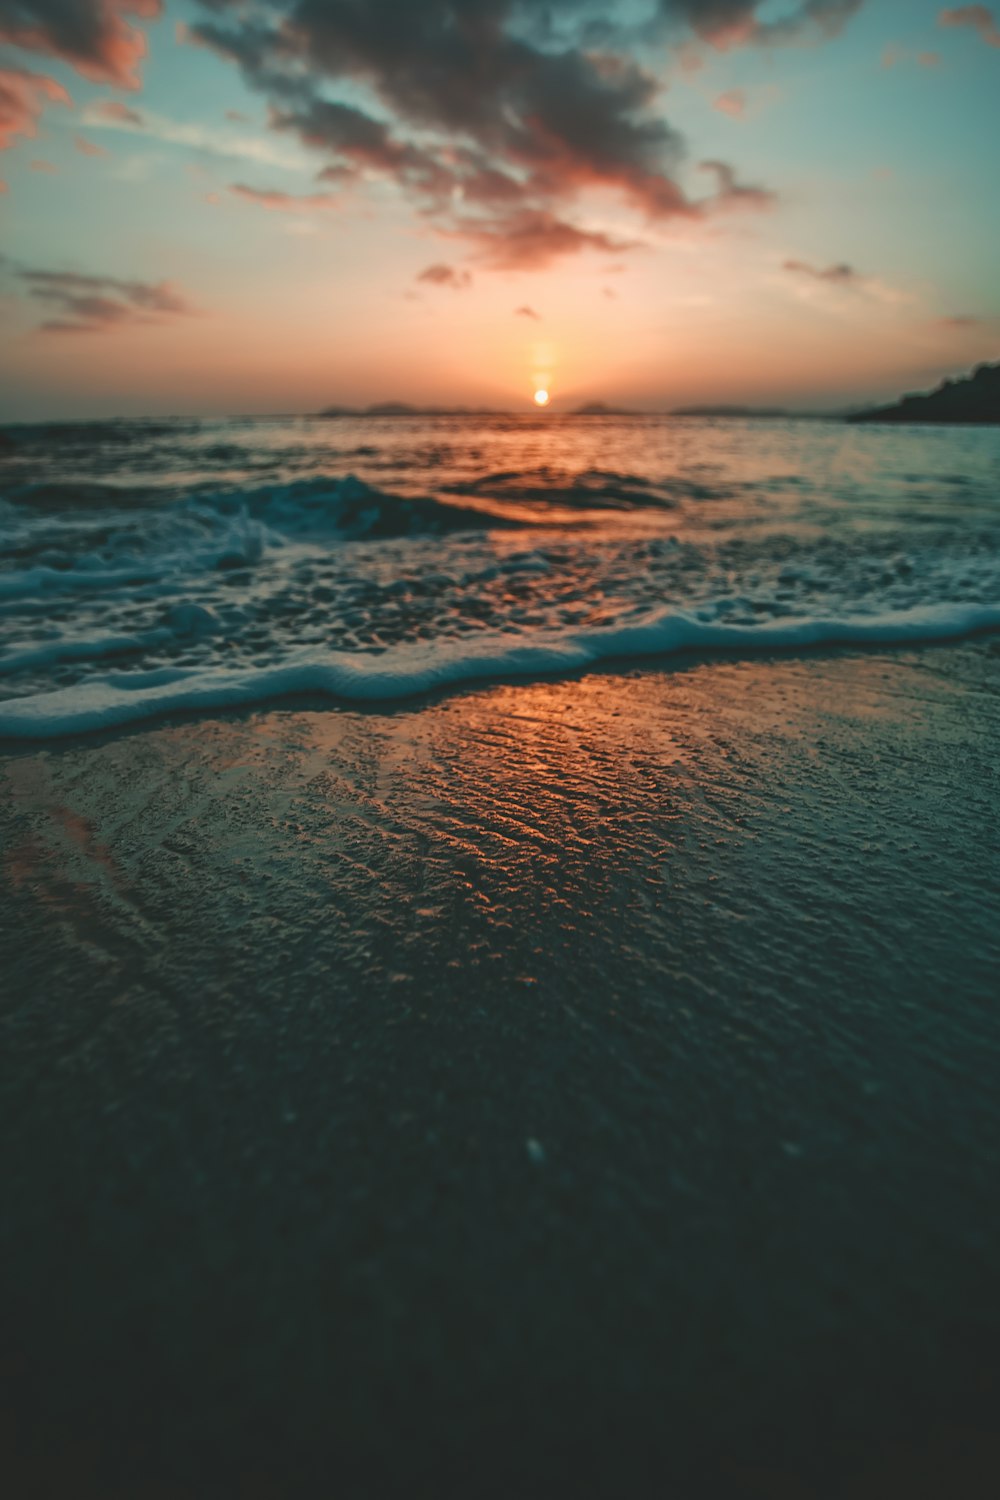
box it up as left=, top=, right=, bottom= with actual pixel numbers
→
left=533, top=388, right=550, bottom=407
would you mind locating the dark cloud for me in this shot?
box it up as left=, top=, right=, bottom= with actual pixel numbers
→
left=0, top=0, right=162, bottom=88
left=657, top=0, right=865, bottom=49
left=417, top=263, right=472, bottom=289
left=17, top=267, right=196, bottom=332
left=751, top=0, right=865, bottom=47
left=939, top=5, right=1000, bottom=46
left=455, top=209, right=637, bottom=270
left=0, top=65, right=70, bottom=151
left=784, top=258, right=862, bottom=284
left=271, top=97, right=452, bottom=197
left=514, top=304, right=540, bottom=319
left=700, top=159, right=776, bottom=210
left=186, top=0, right=812, bottom=268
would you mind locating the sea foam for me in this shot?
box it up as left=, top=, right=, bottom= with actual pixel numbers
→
left=2, top=599, right=997, bottom=740
left=3, top=414, right=999, bottom=737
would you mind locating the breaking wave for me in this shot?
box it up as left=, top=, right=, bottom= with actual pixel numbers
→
left=2, top=598, right=998, bottom=740
left=2, top=411, right=998, bottom=740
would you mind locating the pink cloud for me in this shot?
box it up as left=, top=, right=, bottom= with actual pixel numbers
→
left=0, top=67, right=70, bottom=152
left=29, top=158, right=58, bottom=173
left=714, top=90, right=746, bottom=118
left=228, top=183, right=339, bottom=211
left=939, top=5, right=1000, bottom=46
left=417, top=263, right=472, bottom=290
left=0, top=0, right=163, bottom=90
left=784, top=258, right=862, bottom=285
left=74, top=134, right=109, bottom=157
left=19, top=267, right=197, bottom=333
left=89, top=99, right=145, bottom=126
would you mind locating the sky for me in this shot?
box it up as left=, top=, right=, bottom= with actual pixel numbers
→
left=0, top=0, right=998, bottom=418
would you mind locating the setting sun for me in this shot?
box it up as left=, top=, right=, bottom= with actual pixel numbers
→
left=534, top=389, right=550, bottom=407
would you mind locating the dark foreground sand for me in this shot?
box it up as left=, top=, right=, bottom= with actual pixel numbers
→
left=2, top=643, right=999, bottom=1498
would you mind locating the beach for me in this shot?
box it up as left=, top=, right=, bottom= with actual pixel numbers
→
left=4, top=640, right=999, bottom=1497
left=3, top=0, right=998, bottom=1487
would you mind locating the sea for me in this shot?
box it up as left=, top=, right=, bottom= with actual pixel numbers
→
left=1, top=412, right=998, bottom=737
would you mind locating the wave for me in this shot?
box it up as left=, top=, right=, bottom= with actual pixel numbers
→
left=2, top=598, right=997, bottom=741
left=1, top=473, right=526, bottom=532
left=440, top=467, right=693, bottom=510
left=0, top=476, right=536, bottom=604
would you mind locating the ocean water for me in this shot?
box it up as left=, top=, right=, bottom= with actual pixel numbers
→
left=0, top=412, right=997, bottom=737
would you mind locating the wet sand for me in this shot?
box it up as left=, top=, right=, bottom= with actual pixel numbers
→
left=2, top=643, right=1000, bottom=1498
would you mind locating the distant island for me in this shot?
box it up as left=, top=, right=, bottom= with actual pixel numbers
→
left=317, top=402, right=511, bottom=417
left=317, top=400, right=641, bottom=417
left=847, top=361, right=1000, bottom=425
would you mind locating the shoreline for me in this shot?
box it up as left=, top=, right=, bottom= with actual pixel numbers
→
left=3, top=643, right=999, bottom=1497
left=3, top=603, right=999, bottom=742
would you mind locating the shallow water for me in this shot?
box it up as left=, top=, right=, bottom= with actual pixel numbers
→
left=1, top=413, right=998, bottom=734
left=3, top=649, right=999, bottom=1497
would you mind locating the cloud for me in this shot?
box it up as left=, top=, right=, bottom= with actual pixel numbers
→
left=514, top=304, right=540, bottom=319
left=0, top=0, right=162, bottom=88
left=17, top=267, right=197, bottom=333
left=74, top=133, right=108, bottom=156
left=782, top=256, right=910, bottom=304
left=28, top=156, right=57, bottom=171
left=271, top=96, right=451, bottom=197
left=228, top=182, right=338, bottom=211
left=185, top=0, right=790, bottom=268
left=714, top=89, right=746, bottom=117
left=88, top=98, right=144, bottom=126
left=454, top=210, right=638, bottom=270
left=0, top=66, right=70, bottom=151
left=784, top=258, right=862, bottom=284
left=883, top=44, right=943, bottom=68
left=656, top=0, right=865, bottom=50
left=936, top=314, right=985, bottom=327
left=417, top=263, right=471, bottom=289
left=939, top=5, right=1000, bottom=46
left=700, top=159, right=777, bottom=211
left=81, top=99, right=307, bottom=168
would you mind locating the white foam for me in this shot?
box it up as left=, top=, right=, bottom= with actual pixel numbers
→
left=1, top=599, right=997, bottom=740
